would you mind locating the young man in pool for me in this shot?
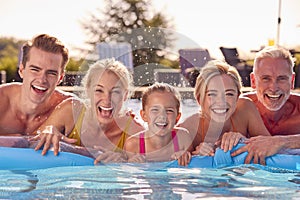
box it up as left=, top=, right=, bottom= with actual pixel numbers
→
left=0, top=34, right=73, bottom=139
left=231, top=46, right=300, bottom=165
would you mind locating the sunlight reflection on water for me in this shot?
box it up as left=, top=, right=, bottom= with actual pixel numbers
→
left=1, top=99, right=299, bottom=199
left=0, top=165, right=299, bottom=199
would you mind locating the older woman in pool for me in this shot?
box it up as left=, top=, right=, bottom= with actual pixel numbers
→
left=180, top=60, right=271, bottom=156
left=31, top=58, right=144, bottom=163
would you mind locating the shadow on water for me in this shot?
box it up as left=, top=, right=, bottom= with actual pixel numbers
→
left=0, top=170, right=38, bottom=199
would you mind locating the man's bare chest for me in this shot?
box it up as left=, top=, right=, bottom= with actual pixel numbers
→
left=263, top=115, right=300, bottom=136
left=0, top=112, right=48, bottom=135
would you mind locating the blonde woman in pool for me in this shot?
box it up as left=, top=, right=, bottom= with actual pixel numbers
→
left=124, top=82, right=193, bottom=166
left=179, top=60, right=271, bottom=156
left=32, top=58, right=144, bottom=163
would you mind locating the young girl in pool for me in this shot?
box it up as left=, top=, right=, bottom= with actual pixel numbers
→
left=179, top=60, right=271, bottom=156
left=124, top=82, right=193, bottom=166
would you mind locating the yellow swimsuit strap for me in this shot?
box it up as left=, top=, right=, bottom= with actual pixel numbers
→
left=68, top=109, right=133, bottom=151
left=114, top=116, right=133, bottom=152
left=67, top=106, right=86, bottom=146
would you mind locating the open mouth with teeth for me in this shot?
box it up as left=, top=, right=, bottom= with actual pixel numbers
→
left=154, top=122, right=168, bottom=129
left=98, top=105, right=113, bottom=118
left=265, top=93, right=282, bottom=100
left=211, top=108, right=229, bottom=114
left=32, top=85, right=47, bottom=94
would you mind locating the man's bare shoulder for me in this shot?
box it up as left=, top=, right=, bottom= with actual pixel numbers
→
left=0, top=83, right=21, bottom=105
left=289, top=92, right=300, bottom=99
left=0, top=82, right=21, bottom=95
left=288, top=93, right=300, bottom=106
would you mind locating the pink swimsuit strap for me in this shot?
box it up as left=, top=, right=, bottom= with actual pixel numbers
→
left=171, top=130, right=180, bottom=152
left=139, top=132, right=146, bottom=155
left=139, top=130, right=179, bottom=155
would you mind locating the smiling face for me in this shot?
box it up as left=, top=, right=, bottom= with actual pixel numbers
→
left=19, top=47, right=64, bottom=104
left=201, top=74, right=239, bottom=123
left=251, top=57, right=294, bottom=111
left=93, top=70, right=127, bottom=124
left=141, top=91, right=181, bottom=136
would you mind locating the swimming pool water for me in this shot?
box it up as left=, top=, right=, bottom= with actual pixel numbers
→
left=0, top=164, right=299, bottom=199
left=1, top=100, right=298, bottom=199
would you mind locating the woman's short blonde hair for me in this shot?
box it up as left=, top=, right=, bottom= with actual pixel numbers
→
left=194, top=60, right=242, bottom=106
left=81, top=58, right=133, bottom=100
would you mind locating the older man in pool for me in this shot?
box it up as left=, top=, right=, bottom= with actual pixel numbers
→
left=231, top=46, right=300, bottom=165
left=0, top=34, right=74, bottom=145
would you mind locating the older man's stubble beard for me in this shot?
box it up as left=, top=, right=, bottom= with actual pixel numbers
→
left=257, top=91, right=290, bottom=112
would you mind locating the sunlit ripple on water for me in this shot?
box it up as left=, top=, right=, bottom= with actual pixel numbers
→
left=0, top=164, right=299, bottom=199
left=0, top=99, right=299, bottom=199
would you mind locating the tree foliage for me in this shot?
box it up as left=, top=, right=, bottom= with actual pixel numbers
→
left=81, top=0, right=176, bottom=67
left=0, top=37, right=87, bottom=83
left=0, top=37, right=24, bottom=82
left=65, top=58, right=90, bottom=71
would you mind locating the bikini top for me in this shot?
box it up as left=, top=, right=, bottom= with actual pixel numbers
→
left=139, top=130, right=179, bottom=155
left=68, top=106, right=86, bottom=146
left=68, top=107, right=131, bottom=151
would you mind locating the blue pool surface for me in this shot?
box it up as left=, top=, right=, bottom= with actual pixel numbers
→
left=0, top=164, right=299, bottom=199
left=1, top=100, right=299, bottom=199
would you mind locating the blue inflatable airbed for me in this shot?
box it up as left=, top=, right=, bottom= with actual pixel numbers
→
left=0, top=144, right=299, bottom=171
